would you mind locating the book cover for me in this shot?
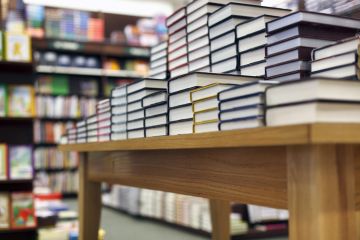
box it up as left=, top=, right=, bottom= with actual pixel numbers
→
left=0, top=144, right=7, bottom=180
left=0, top=193, right=9, bottom=229
left=10, top=193, right=36, bottom=229
left=9, top=145, right=33, bottom=180
left=8, top=85, right=35, bottom=117
left=4, top=32, right=31, bottom=62
left=0, top=84, right=7, bottom=117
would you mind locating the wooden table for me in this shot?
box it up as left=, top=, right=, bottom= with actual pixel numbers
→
left=59, top=123, right=360, bottom=240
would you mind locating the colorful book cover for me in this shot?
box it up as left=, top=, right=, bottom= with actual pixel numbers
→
left=0, top=144, right=7, bottom=180
left=11, top=193, right=36, bottom=229
left=4, top=32, right=31, bottom=62
left=0, top=84, right=7, bottom=117
left=8, top=85, right=35, bottom=117
left=0, top=193, right=10, bottom=229
left=9, top=145, right=33, bottom=180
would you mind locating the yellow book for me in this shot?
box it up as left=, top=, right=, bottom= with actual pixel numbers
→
left=193, top=119, right=218, bottom=133
left=193, top=108, right=219, bottom=124
left=4, top=32, right=32, bottom=62
left=192, top=96, right=218, bottom=113
left=190, top=83, right=238, bottom=103
left=8, top=85, right=35, bottom=117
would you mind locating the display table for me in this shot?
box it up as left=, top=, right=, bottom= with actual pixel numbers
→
left=59, top=123, right=360, bottom=240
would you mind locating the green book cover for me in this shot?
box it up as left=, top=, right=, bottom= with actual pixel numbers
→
left=0, top=84, right=7, bottom=117
left=52, top=76, right=69, bottom=95
left=11, top=193, right=36, bottom=229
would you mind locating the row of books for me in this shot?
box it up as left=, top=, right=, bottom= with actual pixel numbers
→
left=34, top=148, right=79, bottom=170
left=35, top=171, right=79, bottom=194
left=35, top=51, right=101, bottom=69
left=34, top=121, right=75, bottom=144
left=104, top=58, right=149, bottom=76
left=0, top=84, right=35, bottom=117
left=0, top=144, right=33, bottom=181
left=36, top=96, right=97, bottom=119
left=0, top=192, right=36, bottom=230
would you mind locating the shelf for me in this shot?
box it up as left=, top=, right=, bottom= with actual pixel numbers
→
left=34, top=143, right=58, bottom=147
left=0, top=117, right=34, bottom=122
left=35, top=167, right=78, bottom=173
left=0, top=179, right=34, bottom=184
left=36, top=117, right=82, bottom=122
left=0, top=61, right=34, bottom=73
left=0, top=228, right=37, bottom=240
left=0, top=179, right=33, bottom=192
left=36, top=92, right=99, bottom=98
left=62, top=192, right=78, bottom=198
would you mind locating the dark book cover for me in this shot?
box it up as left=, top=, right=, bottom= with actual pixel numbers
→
left=265, top=47, right=314, bottom=66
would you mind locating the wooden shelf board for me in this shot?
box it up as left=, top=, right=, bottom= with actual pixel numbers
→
left=59, top=123, right=360, bottom=152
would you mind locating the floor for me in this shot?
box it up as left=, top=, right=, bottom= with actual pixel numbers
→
left=66, top=200, right=287, bottom=240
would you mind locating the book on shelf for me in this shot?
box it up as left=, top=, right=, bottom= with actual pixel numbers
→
left=8, top=145, right=33, bottom=180
left=145, top=124, right=168, bottom=138
left=4, top=32, right=31, bottom=62
left=169, top=104, right=193, bottom=122
left=142, top=91, right=167, bottom=108
left=8, top=85, right=35, bottom=117
left=219, top=116, right=264, bottom=130
left=211, top=56, right=239, bottom=74
left=127, top=79, right=167, bottom=95
left=190, top=83, right=236, bottom=102
left=186, top=0, right=261, bottom=14
left=169, top=118, right=194, bottom=135
left=0, top=193, right=9, bottom=229
left=128, top=128, right=145, bottom=139
left=236, top=15, right=278, bottom=39
left=36, top=171, right=78, bottom=194
left=210, top=16, right=250, bottom=40
left=0, top=84, right=7, bottom=117
left=10, top=192, right=36, bottom=229
left=311, top=51, right=358, bottom=73
left=0, top=145, right=7, bottom=180
left=210, top=30, right=236, bottom=52
left=145, top=114, right=167, bottom=128
left=145, top=103, right=168, bottom=118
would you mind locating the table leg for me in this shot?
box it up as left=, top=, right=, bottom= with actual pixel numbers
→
left=287, top=145, right=358, bottom=240
left=78, top=153, right=102, bottom=240
left=210, top=199, right=230, bottom=240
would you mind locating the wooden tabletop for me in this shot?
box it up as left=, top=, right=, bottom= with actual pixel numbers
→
left=59, top=123, right=360, bottom=152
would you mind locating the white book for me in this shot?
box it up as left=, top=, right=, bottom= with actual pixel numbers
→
left=188, top=35, right=210, bottom=52
left=266, top=48, right=309, bottom=67
left=266, top=61, right=309, bottom=78
left=267, top=25, right=302, bottom=45
left=168, top=18, right=186, bottom=35
left=189, top=56, right=210, bottom=72
left=128, top=109, right=145, bottom=121
left=99, top=134, right=111, bottom=142
left=150, top=64, right=168, bottom=76
left=189, top=45, right=210, bottom=62
left=150, top=72, right=168, bottom=80
left=311, top=52, right=357, bottom=73
left=266, top=38, right=334, bottom=56
left=218, top=81, right=276, bottom=101
left=127, top=79, right=167, bottom=94
left=240, top=47, right=265, bottom=66
left=127, top=100, right=142, bottom=112
left=268, top=72, right=305, bottom=82
left=211, top=44, right=237, bottom=63
left=193, top=97, right=218, bottom=112
left=266, top=78, right=360, bottom=107
left=111, top=132, right=127, bottom=141
left=209, top=17, right=248, bottom=39
left=169, top=104, right=193, bottom=122
left=191, top=83, right=236, bottom=102
left=211, top=57, right=237, bottom=73
left=127, top=119, right=144, bottom=130
left=111, top=96, right=126, bottom=107
left=169, top=72, right=259, bottom=93
left=187, top=15, right=209, bottom=33
left=187, top=0, right=261, bottom=14
left=169, top=89, right=194, bottom=108
left=142, top=91, right=167, bottom=108
left=209, top=3, right=290, bottom=27
left=194, top=121, right=219, bottom=133
left=169, top=55, right=188, bottom=70
left=169, top=36, right=187, bottom=53
left=169, top=45, right=187, bottom=61
left=151, top=50, right=167, bottom=62
left=112, top=123, right=127, bottom=133
left=145, top=125, right=168, bottom=137
left=166, top=7, right=186, bottom=27
left=188, top=25, right=209, bottom=43
left=169, top=28, right=187, bottom=44
left=238, top=32, right=266, bottom=53
left=87, top=124, right=97, bottom=131
left=266, top=101, right=360, bottom=127
left=220, top=93, right=263, bottom=111
left=219, top=104, right=264, bottom=121
left=145, top=114, right=167, bottom=128
left=169, top=119, right=193, bottom=135
left=194, top=108, right=219, bottom=122
left=187, top=4, right=222, bottom=23
left=210, top=30, right=236, bottom=52
left=312, top=64, right=358, bottom=79
left=127, top=89, right=160, bottom=103
left=236, top=15, right=278, bottom=39
left=170, top=65, right=189, bottom=78
left=145, top=103, right=168, bottom=118
left=98, top=127, right=111, bottom=135
left=313, top=37, right=360, bottom=60
left=151, top=41, right=168, bottom=55
left=150, top=57, right=167, bottom=69
left=128, top=129, right=144, bottom=139
left=112, top=86, right=127, bottom=98
left=267, top=11, right=360, bottom=34
left=197, top=65, right=211, bottom=72
left=219, top=117, right=263, bottom=130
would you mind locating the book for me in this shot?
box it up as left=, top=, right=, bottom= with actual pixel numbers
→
left=193, top=97, right=218, bottom=112
left=170, top=65, right=189, bottom=78
left=186, top=0, right=261, bottom=14
left=311, top=51, right=358, bottom=73
left=211, top=56, right=238, bottom=73
left=151, top=41, right=168, bottom=55
left=128, top=100, right=143, bottom=113
left=168, top=72, right=260, bottom=93
left=169, top=88, right=197, bottom=108
left=194, top=108, right=219, bottom=123
left=0, top=193, right=9, bottom=229
left=219, top=104, right=264, bottom=121
left=188, top=25, right=209, bottom=43
left=311, top=64, right=359, bottom=79
left=112, top=114, right=127, bottom=124
left=265, top=47, right=313, bottom=67
left=142, top=91, right=167, bottom=108
left=169, top=37, right=187, bottom=53
left=169, top=119, right=193, bottom=135
left=187, top=14, right=209, bottom=33
left=169, top=55, right=188, bottom=70
left=219, top=93, right=264, bottom=111
left=187, top=3, right=222, bottom=24
left=188, top=35, right=209, bottom=52
left=266, top=11, right=360, bottom=34
left=266, top=60, right=310, bottom=78
left=189, top=45, right=210, bottom=62
left=236, top=15, right=278, bottom=39
left=210, top=30, right=236, bottom=52
left=150, top=65, right=168, bottom=76
left=191, top=83, right=236, bottom=102
left=8, top=85, right=35, bottom=117
left=312, top=36, right=360, bottom=60
left=238, top=32, right=267, bottom=53
left=145, top=103, right=168, bottom=118
left=111, top=85, right=127, bottom=98
left=150, top=57, right=167, bottom=69
left=189, top=56, right=210, bottom=72
left=127, top=119, right=144, bottom=131
left=267, top=71, right=308, bottom=82
left=240, top=47, right=265, bottom=66
left=0, top=144, right=7, bottom=180
left=111, top=132, right=127, bottom=141
left=266, top=78, right=360, bottom=107
left=168, top=18, right=187, bottom=35
left=11, top=193, right=36, bottom=229
left=209, top=16, right=249, bottom=40
left=111, top=96, right=127, bottom=107
left=169, top=29, right=187, bottom=44
left=211, top=44, right=237, bottom=64
left=145, top=114, right=167, bottom=128
left=166, top=7, right=186, bottom=27
left=219, top=116, right=264, bottom=130
left=112, top=123, right=127, bottom=133
left=266, top=100, right=360, bottom=126
left=127, top=79, right=167, bottom=94
left=193, top=121, right=218, bottom=133
left=145, top=125, right=168, bottom=137
left=208, top=3, right=290, bottom=27
left=151, top=50, right=167, bottom=62
left=127, top=128, right=144, bottom=139
left=219, top=81, right=277, bottom=101
left=169, top=104, right=193, bottom=122
left=169, top=45, right=188, bottom=62
left=127, top=89, right=161, bottom=103
left=4, top=33, right=31, bottom=62
left=9, top=145, right=33, bottom=180
left=0, top=84, right=7, bottom=117
left=127, top=109, right=145, bottom=121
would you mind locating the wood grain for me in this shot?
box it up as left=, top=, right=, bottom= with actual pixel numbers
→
left=78, top=154, right=102, bottom=240
left=287, top=145, right=358, bottom=240
left=210, top=199, right=230, bottom=240
left=87, top=147, right=288, bottom=209
left=60, top=124, right=360, bottom=153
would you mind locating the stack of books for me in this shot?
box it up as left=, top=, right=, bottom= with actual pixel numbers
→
left=168, top=72, right=260, bottom=135
left=110, top=85, right=128, bottom=141
left=236, top=15, right=278, bottom=76
left=265, top=11, right=360, bottom=82
left=97, top=99, right=112, bottom=142
left=167, top=7, right=189, bottom=78
left=218, top=81, right=277, bottom=131
left=149, top=41, right=168, bottom=80
left=67, top=127, right=77, bottom=144
left=187, top=1, right=224, bottom=73
left=191, top=83, right=238, bottom=133
left=265, top=78, right=360, bottom=126
left=209, top=3, right=290, bottom=74
left=86, top=114, right=98, bottom=143
left=143, top=91, right=168, bottom=137
left=311, top=37, right=360, bottom=79
left=76, top=120, right=86, bottom=144
left=126, top=79, right=167, bottom=139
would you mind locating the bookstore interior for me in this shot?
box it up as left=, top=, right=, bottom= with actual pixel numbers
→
left=1, top=0, right=360, bottom=239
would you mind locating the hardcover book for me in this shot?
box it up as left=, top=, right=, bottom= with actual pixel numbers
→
left=0, top=144, right=7, bottom=180
left=0, top=84, right=7, bottom=117
left=5, top=33, right=31, bottom=62
left=9, top=145, right=33, bottom=180
left=0, top=193, right=9, bottom=229
left=8, top=85, right=35, bottom=117
left=11, top=193, right=36, bottom=229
